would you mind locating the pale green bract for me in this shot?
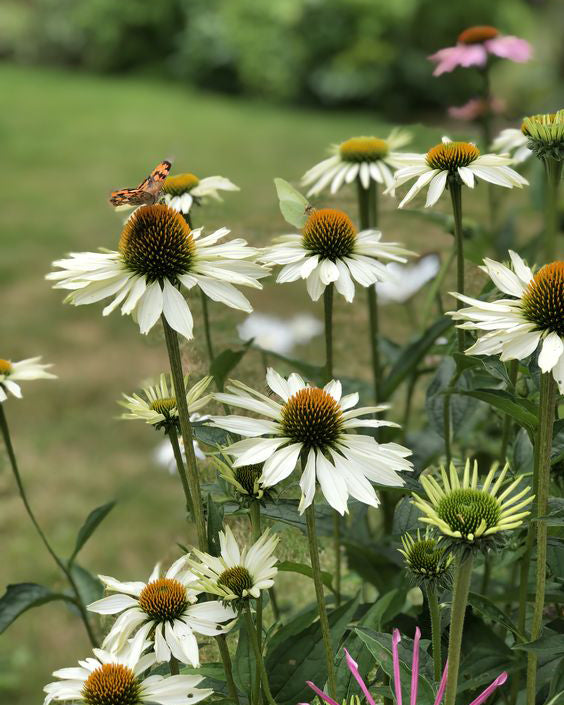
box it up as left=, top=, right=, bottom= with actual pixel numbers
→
left=274, top=177, right=311, bottom=229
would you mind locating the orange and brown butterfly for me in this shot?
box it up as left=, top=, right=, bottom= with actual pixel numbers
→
left=109, top=160, right=172, bottom=210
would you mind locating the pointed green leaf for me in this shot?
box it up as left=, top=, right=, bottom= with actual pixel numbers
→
left=459, top=389, right=538, bottom=430
left=0, top=583, right=74, bottom=633
left=277, top=561, right=334, bottom=593
left=210, top=342, right=251, bottom=391
left=69, top=501, right=116, bottom=564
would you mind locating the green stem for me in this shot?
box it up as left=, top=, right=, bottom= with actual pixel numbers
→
left=444, top=553, right=474, bottom=705
left=244, top=604, right=278, bottom=705
left=161, top=315, right=207, bottom=550
left=421, top=249, right=455, bottom=328
left=169, top=656, right=180, bottom=675
left=268, top=587, right=280, bottom=622
left=448, top=179, right=465, bottom=353
left=543, top=158, right=562, bottom=262
left=443, top=389, right=452, bottom=468
left=426, top=583, right=442, bottom=682
left=216, top=634, right=241, bottom=705
left=249, top=501, right=263, bottom=705
left=305, top=502, right=337, bottom=698
left=526, top=373, right=557, bottom=705
left=200, top=289, right=216, bottom=365
left=167, top=425, right=195, bottom=517
left=499, top=360, right=519, bottom=465
left=333, top=512, right=342, bottom=608
left=0, top=405, right=98, bottom=647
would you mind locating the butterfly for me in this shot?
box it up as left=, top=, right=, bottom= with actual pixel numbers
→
left=109, top=160, right=172, bottom=210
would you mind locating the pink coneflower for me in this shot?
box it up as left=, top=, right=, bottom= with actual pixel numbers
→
left=448, top=97, right=505, bottom=122
left=429, top=26, right=532, bottom=76
left=302, top=628, right=507, bottom=705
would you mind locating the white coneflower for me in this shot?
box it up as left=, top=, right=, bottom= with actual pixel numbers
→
left=261, top=207, right=413, bottom=302
left=0, top=357, right=56, bottom=402
left=449, top=252, right=564, bottom=392
left=88, top=556, right=235, bottom=667
left=120, top=374, right=212, bottom=430
left=210, top=368, right=413, bottom=515
left=391, top=136, right=528, bottom=208
left=43, top=630, right=213, bottom=705
left=237, top=312, right=323, bottom=355
left=491, top=128, right=532, bottom=164
left=47, top=204, right=268, bottom=340
left=162, top=173, right=239, bottom=215
left=376, top=253, right=440, bottom=305
left=189, top=525, right=278, bottom=603
left=413, top=460, right=533, bottom=547
left=302, top=130, right=411, bottom=196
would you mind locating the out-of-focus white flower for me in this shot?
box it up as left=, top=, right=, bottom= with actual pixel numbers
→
left=0, top=357, right=56, bottom=402
left=237, top=312, right=323, bottom=355
left=162, top=173, right=239, bottom=215
left=491, top=128, right=532, bottom=164
left=376, top=254, right=440, bottom=304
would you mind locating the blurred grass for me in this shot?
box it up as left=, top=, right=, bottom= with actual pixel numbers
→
left=0, top=63, right=537, bottom=702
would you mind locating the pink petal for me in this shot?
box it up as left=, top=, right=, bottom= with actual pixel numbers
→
left=410, top=628, right=421, bottom=705
left=433, top=662, right=449, bottom=705
left=306, top=681, right=340, bottom=705
left=467, top=672, right=508, bottom=705
left=344, top=648, right=376, bottom=705
left=485, top=36, right=532, bottom=62
left=392, top=629, right=403, bottom=705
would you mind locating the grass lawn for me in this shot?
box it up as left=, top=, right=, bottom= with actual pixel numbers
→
left=0, top=64, right=537, bottom=702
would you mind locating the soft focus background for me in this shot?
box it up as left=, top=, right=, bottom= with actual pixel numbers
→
left=0, top=0, right=562, bottom=701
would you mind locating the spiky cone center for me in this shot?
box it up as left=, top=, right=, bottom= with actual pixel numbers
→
left=403, top=538, right=449, bottom=578
left=162, top=173, right=200, bottom=197
left=522, top=110, right=564, bottom=141
left=339, top=137, right=389, bottom=162
left=138, top=578, right=188, bottom=621
left=82, top=664, right=141, bottom=705
left=281, top=387, right=343, bottom=448
left=235, top=464, right=263, bottom=495
left=302, top=209, right=357, bottom=261
left=217, top=565, right=253, bottom=597
left=119, top=204, right=196, bottom=283
left=522, top=261, right=564, bottom=336
left=437, top=488, right=501, bottom=541
left=0, top=359, right=12, bottom=375
left=458, top=25, right=499, bottom=44
left=150, top=397, right=177, bottom=416
left=426, top=142, right=480, bottom=171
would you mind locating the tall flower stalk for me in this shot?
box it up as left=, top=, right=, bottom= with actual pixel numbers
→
left=0, top=405, right=98, bottom=647
left=526, top=372, right=557, bottom=705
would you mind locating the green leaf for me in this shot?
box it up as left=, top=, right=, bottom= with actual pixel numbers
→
left=180, top=663, right=231, bottom=694
left=266, top=596, right=359, bottom=705
left=536, top=498, right=564, bottom=526
left=380, top=316, right=452, bottom=401
left=460, top=389, right=539, bottom=430
left=255, top=349, right=325, bottom=385
left=274, top=178, right=311, bottom=229
left=345, top=542, right=401, bottom=591
left=453, top=354, right=512, bottom=387
left=210, top=342, right=251, bottom=391
left=277, top=561, right=334, bottom=593
left=551, top=419, right=564, bottom=465
left=233, top=623, right=255, bottom=694
left=207, top=493, right=224, bottom=557
left=467, top=592, right=524, bottom=640
left=0, top=583, right=73, bottom=633
left=547, top=537, right=564, bottom=577
left=392, top=497, right=423, bottom=536
left=69, top=501, right=115, bottom=564
left=513, top=633, right=564, bottom=658
left=512, top=428, right=533, bottom=476
left=69, top=564, right=104, bottom=605
left=259, top=499, right=333, bottom=536
left=191, top=423, right=231, bottom=448
left=355, top=628, right=435, bottom=705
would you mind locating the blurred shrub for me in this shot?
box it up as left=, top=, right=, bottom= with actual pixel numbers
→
left=0, top=0, right=550, bottom=117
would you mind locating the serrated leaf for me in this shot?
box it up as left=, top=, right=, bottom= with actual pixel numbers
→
left=459, top=389, right=538, bottom=430
left=380, top=317, right=452, bottom=401
left=277, top=561, right=334, bottom=593
left=274, top=178, right=311, bottom=229
left=0, top=583, right=74, bottom=633
left=266, top=596, right=358, bottom=705
left=69, top=501, right=115, bottom=564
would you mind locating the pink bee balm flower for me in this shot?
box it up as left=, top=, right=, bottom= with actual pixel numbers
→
left=301, top=628, right=508, bottom=705
left=429, top=26, right=532, bottom=76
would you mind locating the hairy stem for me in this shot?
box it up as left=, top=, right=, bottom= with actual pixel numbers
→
left=249, top=501, right=263, bottom=705
left=305, top=503, right=337, bottom=698
left=444, top=554, right=474, bottom=705
left=216, top=633, right=241, bottom=705
left=0, top=405, right=98, bottom=647
left=161, top=316, right=207, bottom=550
left=448, top=179, right=465, bottom=353
left=167, top=425, right=194, bottom=517
left=526, top=373, right=557, bottom=705
left=244, top=604, right=278, bottom=705
left=426, top=583, right=442, bottom=682
left=200, top=289, right=216, bottom=365
left=543, top=157, right=562, bottom=262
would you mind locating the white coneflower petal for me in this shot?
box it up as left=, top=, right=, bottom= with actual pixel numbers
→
left=0, top=356, right=56, bottom=402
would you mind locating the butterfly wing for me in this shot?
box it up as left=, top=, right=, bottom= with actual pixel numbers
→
left=274, top=178, right=312, bottom=229
left=109, top=160, right=172, bottom=208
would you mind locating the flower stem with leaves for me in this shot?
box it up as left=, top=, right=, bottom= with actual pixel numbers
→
left=0, top=404, right=98, bottom=647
